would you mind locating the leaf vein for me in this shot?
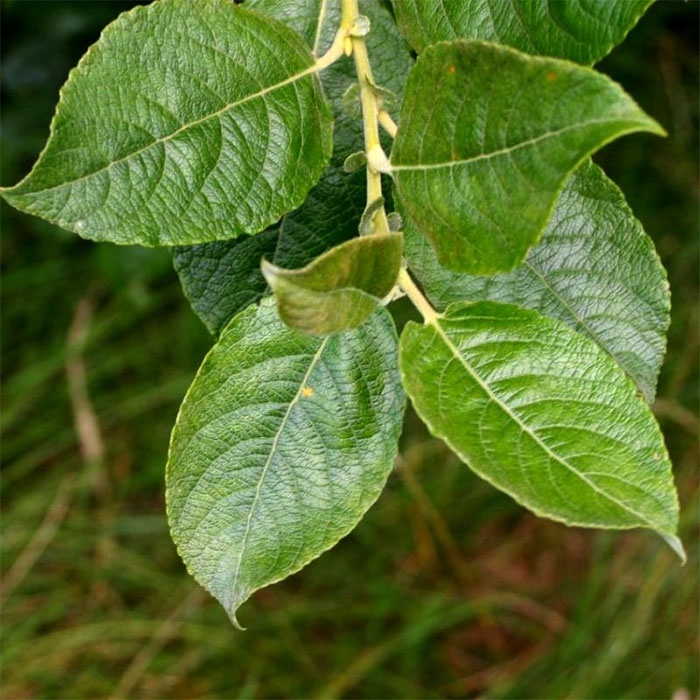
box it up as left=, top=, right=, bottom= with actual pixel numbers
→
left=433, top=319, right=660, bottom=527
left=393, top=118, right=643, bottom=172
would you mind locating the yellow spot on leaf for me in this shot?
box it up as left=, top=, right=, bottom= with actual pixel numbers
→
left=448, top=64, right=456, bottom=74
left=301, top=386, right=314, bottom=398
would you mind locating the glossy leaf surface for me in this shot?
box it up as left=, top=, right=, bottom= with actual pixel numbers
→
left=393, top=0, right=652, bottom=64
left=404, top=162, right=670, bottom=402
left=167, top=299, right=406, bottom=622
left=262, top=233, right=402, bottom=335
left=1, top=0, right=333, bottom=245
left=391, top=40, right=664, bottom=275
left=399, top=302, right=682, bottom=556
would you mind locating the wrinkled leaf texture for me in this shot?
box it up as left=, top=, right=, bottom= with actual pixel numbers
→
left=167, top=299, right=406, bottom=623
left=392, top=0, right=653, bottom=65
left=174, top=0, right=413, bottom=334
left=1, top=0, right=333, bottom=245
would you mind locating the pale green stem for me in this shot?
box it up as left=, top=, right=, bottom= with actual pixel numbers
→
left=378, top=109, right=398, bottom=137
left=315, top=26, right=351, bottom=71
left=398, top=268, right=439, bottom=324
left=342, top=0, right=438, bottom=325
left=343, top=0, right=390, bottom=234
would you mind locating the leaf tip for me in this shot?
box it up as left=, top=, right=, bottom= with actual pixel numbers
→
left=659, top=531, right=686, bottom=564
left=260, top=257, right=281, bottom=285
left=229, top=609, right=247, bottom=631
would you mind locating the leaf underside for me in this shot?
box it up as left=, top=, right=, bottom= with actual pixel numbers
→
left=391, top=40, right=664, bottom=275
left=1, top=0, right=333, bottom=246
left=262, top=233, right=403, bottom=335
left=167, top=299, right=406, bottom=623
left=399, top=301, right=682, bottom=557
left=393, top=0, right=653, bottom=64
left=404, top=161, right=670, bottom=403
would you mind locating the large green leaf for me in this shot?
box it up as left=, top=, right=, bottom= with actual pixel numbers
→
left=392, top=0, right=653, bottom=64
left=167, top=299, right=406, bottom=623
left=391, top=40, right=664, bottom=275
left=262, top=233, right=402, bottom=335
left=0, top=0, right=333, bottom=246
left=173, top=0, right=413, bottom=334
left=404, top=161, right=670, bottom=403
left=399, top=301, right=682, bottom=557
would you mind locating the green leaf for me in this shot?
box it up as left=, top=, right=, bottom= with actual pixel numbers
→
left=0, top=0, right=333, bottom=246
left=391, top=40, right=665, bottom=275
left=404, top=161, right=670, bottom=403
left=262, top=233, right=403, bottom=335
left=172, top=232, right=280, bottom=337
left=392, top=0, right=653, bottom=64
left=167, top=298, right=406, bottom=623
left=399, top=301, right=682, bottom=557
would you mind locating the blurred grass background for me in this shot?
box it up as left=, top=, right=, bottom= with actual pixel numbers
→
left=1, top=2, right=697, bottom=698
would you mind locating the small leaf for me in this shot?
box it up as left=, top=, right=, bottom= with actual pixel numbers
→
left=391, top=40, right=664, bottom=275
left=399, top=301, right=682, bottom=555
left=343, top=151, right=367, bottom=173
left=404, top=161, right=671, bottom=402
left=387, top=212, right=403, bottom=232
left=167, top=298, right=406, bottom=623
left=1, top=0, right=333, bottom=245
left=359, top=197, right=386, bottom=235
left=393, top=0, right=653, bottom=64
left=262, top=234, right=402, bottom=335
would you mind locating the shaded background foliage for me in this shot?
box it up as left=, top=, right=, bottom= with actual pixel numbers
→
left=1, top=1, right=697, bottom=698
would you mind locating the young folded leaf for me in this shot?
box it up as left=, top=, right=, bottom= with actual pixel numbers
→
left=167, top=299, right=405, bottom=624
left=392, top=0, right=653, bottom=65
left=391, top=40, right=665, bottom=275
left=0, top=0, right=333, bottom=246
left=404, top=161, right=671, bottom=403
left=399, top=301, right=683, bottom=559
left=262, top=233, right=403, bottom=335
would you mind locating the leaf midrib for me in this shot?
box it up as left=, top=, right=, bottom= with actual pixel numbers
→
left=430, top=316, right=659, bottom=528
left=14, top=60, right=323, bottom=197
left=391, top=117, right=652, bottom=172
left=229, top=336, right=330, bottom=597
